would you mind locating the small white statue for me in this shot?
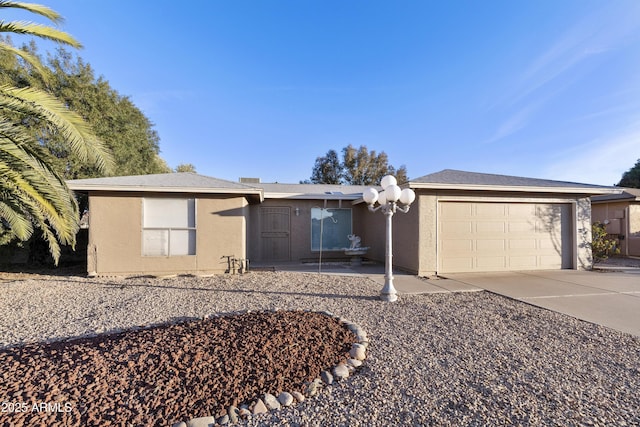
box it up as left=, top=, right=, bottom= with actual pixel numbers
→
left=347, top=234, right=362, bottom=249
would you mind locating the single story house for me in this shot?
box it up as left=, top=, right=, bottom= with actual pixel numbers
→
left=67, top=169, right=616, bottom=277
left=591, top=188, right=640, bottom=257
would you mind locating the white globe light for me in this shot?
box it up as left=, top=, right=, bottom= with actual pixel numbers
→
left=399, top=188, right=416, bottom=205
left=386, top=184, right=401, bottom=202
left=377, top=190, right=387, bottom=205
left=362, top=188, right=379, bottom=205
left=380, top=175, right=397, bottom=189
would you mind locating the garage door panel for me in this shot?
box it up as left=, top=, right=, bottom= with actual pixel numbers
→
left=439, top=202, right=572, bottom=273
left=442, top=203, right=473, bottom=218
left=509, top=204, right=536, bottom=216
left=509, top=256, right=538, bottom=268
left=477, top=240, right=505, bottom=251
left=540, top=255, right=563, bottom=267
left=477, top=256, right=507, bottom=269
left=509, top=221, right=535, bottom=233
left=441, top=257, right=474, bottom=271
left=441, top=221, right=472, bottom=235
left=476, top=203, right=506, bottom=216
left=538, top=239, right=559, bottom=250
left=509, top=239, right=537, bottom=249
left=476, top=221, right=506, bottom=233
left=441, top=239, right=474, bottom=252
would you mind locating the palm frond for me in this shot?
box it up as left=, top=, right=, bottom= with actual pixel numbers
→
left=0, top=1, right=64, bottom=24
left=0, top=85, right=114, bottom=174
left=0, top=40, right=48, bottom=76
left=0, top=20, right=80, bottom=48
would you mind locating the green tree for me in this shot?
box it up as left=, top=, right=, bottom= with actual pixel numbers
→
left=308, top=145, right=408, bottom=185
left=175, top=163, right=196, bottom=173
left=309, top=149, right=342, bottom=184
left=1, top=43, right=170, bottom=178
left=0, top=1, right=113, bottom=263
left=618, top=159, right=640, bottom=188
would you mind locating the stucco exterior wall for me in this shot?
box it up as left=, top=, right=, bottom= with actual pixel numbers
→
left=248, top=199, right=371, bottom=262
left=575, top=197, right=593, bottom=270
left=87, top=192, right=248, bottom=276
left=592, top=201, right=640, bottom=257
left=630, top=204, right=640, bottom=236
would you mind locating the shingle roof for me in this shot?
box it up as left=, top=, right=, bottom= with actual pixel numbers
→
left=410, top=169, right=615, bottom=194
left=253, top=183, right=372, bottom=200
left=67, top=173, right=263, bottom=199
left=592, top=188, right=640, bottom=202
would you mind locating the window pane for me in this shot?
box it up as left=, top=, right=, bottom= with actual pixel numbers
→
left=143, top=198, right=195, bottom=228
left=311, top=208, right=352, bottom=251
left=170, top=230, right=196, bottom=255
left=142, top=229, right=169, bottom=256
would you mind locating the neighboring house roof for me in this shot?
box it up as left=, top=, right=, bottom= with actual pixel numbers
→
left=67, top=173, right=264, bottom=201
left=254, top=182, right=372, bottom=200
left=592, top=188, right=640, bottom=203
left=408, top=169, right=618, bottom=195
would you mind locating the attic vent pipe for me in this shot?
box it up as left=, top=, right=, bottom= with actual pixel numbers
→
left=239, top=177, right=260, bottom=183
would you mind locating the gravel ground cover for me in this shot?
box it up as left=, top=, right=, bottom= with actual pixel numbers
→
left=1, top=271, right=640, bottom=426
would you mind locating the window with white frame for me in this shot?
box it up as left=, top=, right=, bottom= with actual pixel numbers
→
left=142, top=198, right=196, bottom=256
left=311, top=208, right=352, bottom=251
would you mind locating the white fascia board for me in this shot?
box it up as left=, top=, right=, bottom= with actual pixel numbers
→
left=67, top=184, right=264, bottom=201
left=262, top=192, right=361, bottom=200
left=408, top=182, right=621, bottom=195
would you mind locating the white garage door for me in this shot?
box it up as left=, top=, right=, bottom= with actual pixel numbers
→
left=438, top=202, right=573, bottom=273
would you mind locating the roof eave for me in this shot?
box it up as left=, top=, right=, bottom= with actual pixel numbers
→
left=408, top=182, right=619, bottom=195
left=68, top=183, right=264, bottom=201
left=263, top=192, right=362, bottom=200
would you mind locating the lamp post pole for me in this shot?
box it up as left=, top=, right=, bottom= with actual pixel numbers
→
left=362, top=175, right=416, bottom=302
left=381, top=204, right=396, bottom=301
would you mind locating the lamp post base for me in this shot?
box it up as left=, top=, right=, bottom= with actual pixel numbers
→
left=380, top=279, right=398, bottom=302
left=380, top=291, right=398, bottom=302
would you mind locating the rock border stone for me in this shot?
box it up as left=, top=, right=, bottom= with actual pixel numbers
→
left=171, top=309, right=368, bottom=427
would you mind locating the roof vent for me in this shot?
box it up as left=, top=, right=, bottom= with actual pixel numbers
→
left=239, top=177, right=261, bottom=183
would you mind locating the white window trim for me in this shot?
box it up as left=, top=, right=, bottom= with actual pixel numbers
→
left=142, top=198, right=197, bottom=257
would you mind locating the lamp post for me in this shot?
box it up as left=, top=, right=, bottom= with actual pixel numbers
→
left=363, top=175, right=416, bottom=302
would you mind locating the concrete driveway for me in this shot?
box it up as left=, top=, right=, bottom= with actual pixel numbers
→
left=443, top=270, right=640, bottom=337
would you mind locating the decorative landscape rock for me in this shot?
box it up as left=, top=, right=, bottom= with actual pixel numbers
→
left=348, top=358, right=363, bottom=368
left=186, top=416, right=215, bottom=427
left=263, top=392, right=281, bottom=410
left=333, top=364, right=350, bottom=380
left=278, top=391, right=294, bottom=407
left=350, top=343, right=367, bottom=360
left=0, top=301, right=368, bottom=426
left=227, top=406, right=239, bottom=423
left=305, top=378, right=322, bottom=397
left=252, top=398, right=268, bottom=415
left=321, top=370, right=334, bottom=385
left=3, top=270, right=639, bottom=426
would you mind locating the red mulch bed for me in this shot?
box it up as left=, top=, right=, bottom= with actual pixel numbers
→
left=0, top=311, right=356, bottom=426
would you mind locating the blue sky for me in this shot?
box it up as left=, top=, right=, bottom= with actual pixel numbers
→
left=8, top=1, right=640, bottom=185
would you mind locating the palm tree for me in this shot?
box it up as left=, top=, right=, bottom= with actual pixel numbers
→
left=1, top=1, right=113, bottom=264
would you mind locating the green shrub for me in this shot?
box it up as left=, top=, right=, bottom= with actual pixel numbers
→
left=591, top=222, right=620, bottom=262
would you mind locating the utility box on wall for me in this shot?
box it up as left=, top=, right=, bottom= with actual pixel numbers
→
left=605, top=219, right=621, bottom=235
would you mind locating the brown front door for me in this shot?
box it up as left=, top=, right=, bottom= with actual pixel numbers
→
left=260, top=207, right=290, bottom=261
